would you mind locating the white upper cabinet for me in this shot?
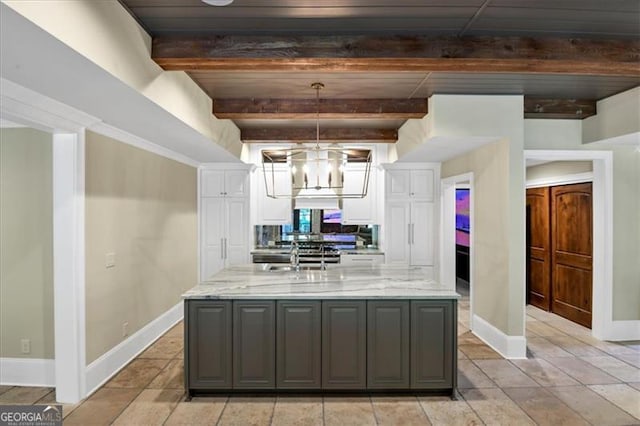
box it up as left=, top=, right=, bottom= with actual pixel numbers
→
left=201, top=169, right=248, bottom=198
left=256, top=166, right=292, bottom=225
left=385, top=169, right=434, bottom=201
left=341, top=165, right=377, bottom=225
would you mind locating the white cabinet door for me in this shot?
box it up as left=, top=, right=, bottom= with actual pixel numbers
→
left=225, top=170, right=249, bottom=198
left=257, top=167, right=292, bottom=224
left=385, top=170, right=410, bottom=199
left=342, top=167, right=376, bottom=224
left=410, top=170, right=434, bottom=201
left=385, top=201, right=411, bottom=264
left=225, top=197, right=249, bottom=266
left=201, top=170, right=226, bottom=197
left=410, top=201, right=434, bottom=266
left=202, top=197, right=225, bottom=279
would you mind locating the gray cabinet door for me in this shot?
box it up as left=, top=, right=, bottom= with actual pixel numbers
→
left=186, top=300, right=232, bottom=389
left=233, top=301, right=275, bottom=388
left=322, top=301, right=366, bottom=389
left=411, top=301, right=454, bottom=389
left=276, top=301, right=321, bottom=389
left=367, top=301, right=410, bottom=388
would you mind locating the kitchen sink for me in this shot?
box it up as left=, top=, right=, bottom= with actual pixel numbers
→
left=264, top=264, right=327, bottom=272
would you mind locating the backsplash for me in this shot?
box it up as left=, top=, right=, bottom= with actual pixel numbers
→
left=254, top=225, right=379, bottom=249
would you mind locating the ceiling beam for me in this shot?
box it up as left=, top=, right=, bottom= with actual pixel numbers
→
left=213, top=98, right=428, bottom=119
left=241, top=128, right=397, bottom=143
left=152, top=35, right=639, bottom=76
left=524, top=98, right=597, bottom=119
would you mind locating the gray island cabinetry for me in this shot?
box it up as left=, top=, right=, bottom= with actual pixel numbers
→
left=183, top=265, right=459, bottom=396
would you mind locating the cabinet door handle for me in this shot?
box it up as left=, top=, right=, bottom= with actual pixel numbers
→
left=411, top=224, right=415, bottom=244
left=220, top=238, right=224, bottom=259
left=408, top=224, right=411, bottom=245
left=224, top=238, right=227, bottom=260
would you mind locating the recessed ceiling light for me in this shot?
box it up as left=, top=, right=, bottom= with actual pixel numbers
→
left=202, top=0, right=234, bottom=5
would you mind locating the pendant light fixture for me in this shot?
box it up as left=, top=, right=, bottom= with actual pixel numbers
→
left=261, top=83, right=372, bottom=203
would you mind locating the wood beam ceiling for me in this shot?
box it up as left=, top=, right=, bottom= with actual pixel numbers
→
left=523, top=98, right=597, bottom=119
left=213, top=98, right=427, bottom=119
left=153, top=35, right=640, bottom=76
left=241, top=128, right=397, bottom=143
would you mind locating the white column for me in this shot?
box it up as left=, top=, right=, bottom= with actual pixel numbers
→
left=52, top=132, right=86, bottom=403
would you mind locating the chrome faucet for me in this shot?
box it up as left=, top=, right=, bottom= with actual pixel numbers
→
left=290, top=241, right=300, bottom=271
left=320, top=243, right=327, bottom=271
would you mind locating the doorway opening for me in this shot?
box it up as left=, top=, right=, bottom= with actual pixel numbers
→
left=526, top=172, right=593, bottom=328
left=523, top=150, right=613, bottom=340
left=441, top=173, right=474, bottom=329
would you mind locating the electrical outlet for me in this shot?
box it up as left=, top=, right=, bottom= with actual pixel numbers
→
left=106, top=252, right=116, bottom=268
left=122, top=322, right=129, bottom=337
left=21, top=339, right=31, bottom=354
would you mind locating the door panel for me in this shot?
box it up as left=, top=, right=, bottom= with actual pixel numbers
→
left=202, top=197, right=225, bottom=279
left=526, top=187, right=551, bottom=310
left=226, top=198, right=248, bottom=266
left=411, top=201, right=434, bottom=266
left=551, top=183, right=592, bottom=328
left=233, top=301, right=276, bottom=388
left=276, top=301, right=321, bottom=389
left=367, top=301, right=410, bottom=389
left=386, top=202, right=411, bottom=264
left=322, top=301, right=366, bottom=389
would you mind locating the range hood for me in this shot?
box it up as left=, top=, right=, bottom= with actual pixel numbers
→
left=293, top=189, right=341, bottom=210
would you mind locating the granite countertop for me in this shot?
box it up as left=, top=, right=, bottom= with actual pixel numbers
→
left=183, top=264, right=459, bottom=300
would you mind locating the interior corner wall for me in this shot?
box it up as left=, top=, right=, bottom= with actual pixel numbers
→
left=3, top=0, right=242, bottom=158
left=524, top=117, right=640, bottom=321
left=442, top=139, right=513, bottom=334
left=0, top=128, right=54, bottom=359
left=85, top=131, right=197, bottom=364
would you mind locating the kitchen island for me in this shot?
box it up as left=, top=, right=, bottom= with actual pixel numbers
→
left=183, top=264, right=459, bottom=397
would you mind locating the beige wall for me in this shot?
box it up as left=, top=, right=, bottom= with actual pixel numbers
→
left=399, top=94, right=526, bottom=337
left=525, top=117, right=640, bottom=321
left=526, top=161, right=593, bottom=182
left=442, top=139, right=513, bottom=333
left=85, top=131, right=197, bottom=364
left=0, top=128, right=54, bottom=359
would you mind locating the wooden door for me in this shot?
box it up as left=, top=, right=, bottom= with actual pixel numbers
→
left=526, top=187, right=551, bottom=310
left=551, top=183, right=593, bottom=328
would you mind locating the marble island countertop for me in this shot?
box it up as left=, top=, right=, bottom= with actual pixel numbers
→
left=183, top=264, right=459, bottom=300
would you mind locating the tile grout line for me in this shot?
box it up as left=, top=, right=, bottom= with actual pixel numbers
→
left=368, top=395, right=380, bottom=425
left=214, top=395, right=229, bottom=426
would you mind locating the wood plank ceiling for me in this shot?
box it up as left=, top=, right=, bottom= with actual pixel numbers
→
left=119, top=0, right=640, bottom=143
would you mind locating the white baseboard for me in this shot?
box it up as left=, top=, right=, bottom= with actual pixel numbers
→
left=603, top=320, right=640, bottom=341
left=0, top=358, right=55, bottom=387
left=472, top=314, right=527, bottom=359
left=84, top=302, right=183, bottom=396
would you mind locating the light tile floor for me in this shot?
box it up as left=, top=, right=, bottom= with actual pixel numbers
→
left=1, top=299, right=639, bottom=425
